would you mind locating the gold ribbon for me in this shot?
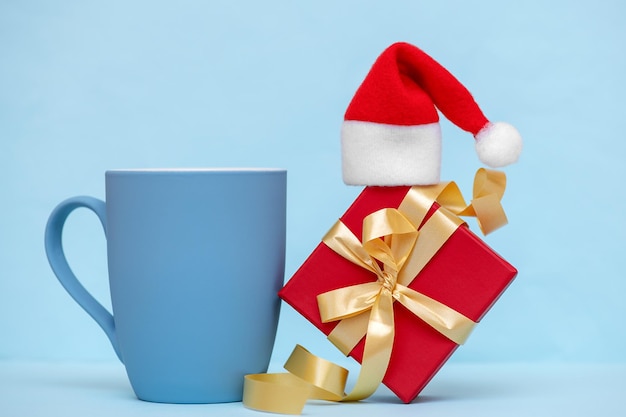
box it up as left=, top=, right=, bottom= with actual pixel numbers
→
left=243, top=169, right=507, bottom=414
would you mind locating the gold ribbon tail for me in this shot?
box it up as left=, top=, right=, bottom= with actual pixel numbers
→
left=342, top=288, right=395, bottom=401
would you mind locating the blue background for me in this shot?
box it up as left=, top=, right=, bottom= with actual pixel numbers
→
left=1, top=0, right=624, bottom=367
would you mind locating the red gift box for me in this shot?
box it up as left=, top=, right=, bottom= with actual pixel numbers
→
left=279, top=184, right=517, bottom=403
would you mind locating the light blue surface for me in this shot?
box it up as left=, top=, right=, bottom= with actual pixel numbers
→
left=43, top=170, right=286, bottom=402
left=1, top=361, right=625, bottom=417
left=1, top=0, right=625, bottom=371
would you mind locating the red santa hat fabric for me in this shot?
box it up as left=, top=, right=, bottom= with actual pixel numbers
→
left=341, top=42, right=522, bottom=186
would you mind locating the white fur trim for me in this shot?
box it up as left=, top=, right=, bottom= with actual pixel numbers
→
left=475, top=122, right=523, bottom=167
left=341, top=120, right=442, bottom=186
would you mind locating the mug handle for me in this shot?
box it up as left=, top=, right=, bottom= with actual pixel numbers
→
left=44, top=196, right=123, bottom=362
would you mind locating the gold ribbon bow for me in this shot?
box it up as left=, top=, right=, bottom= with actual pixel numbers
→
left=243, top=169, right=508, bottom=414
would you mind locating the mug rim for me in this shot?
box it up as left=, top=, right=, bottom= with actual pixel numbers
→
left=106, top=167, right=286, bottom=174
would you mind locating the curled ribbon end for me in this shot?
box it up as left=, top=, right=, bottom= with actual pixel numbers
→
left=242, top=345, right=350, bottom=414
left=284, top=344, right=348, bottom=401
left=243, top=373, right=311, bottom=415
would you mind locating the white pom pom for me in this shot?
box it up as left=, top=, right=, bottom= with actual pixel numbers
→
left=475, top=122, right=523, bottom=167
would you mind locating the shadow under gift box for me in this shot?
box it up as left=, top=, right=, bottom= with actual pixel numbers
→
left=279, top=185, right=517, bottom=404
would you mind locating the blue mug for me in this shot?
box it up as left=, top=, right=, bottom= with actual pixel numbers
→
left=44, top=168, right=286, bottom=403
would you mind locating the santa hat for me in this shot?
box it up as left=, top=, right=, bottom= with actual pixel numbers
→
left=341, top=42, right=523, bottom=186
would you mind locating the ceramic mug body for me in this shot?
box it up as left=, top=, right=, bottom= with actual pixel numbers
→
left=45, top=168, right=286, bottom=403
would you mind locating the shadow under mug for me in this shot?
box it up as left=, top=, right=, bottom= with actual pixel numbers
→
left=44, top=168, right=287, bottom=403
